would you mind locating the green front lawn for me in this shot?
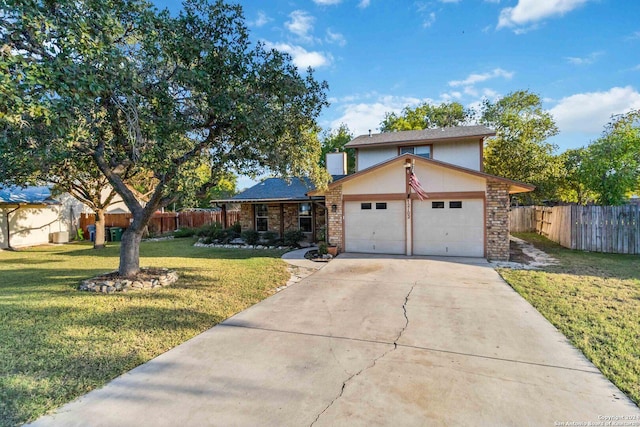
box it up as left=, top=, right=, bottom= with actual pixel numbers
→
left=499, top=233, right=640, bottom=406
left=0, top=239, right=289, bottom=426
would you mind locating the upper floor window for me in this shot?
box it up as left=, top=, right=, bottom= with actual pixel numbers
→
left=400, top=145, right=431, bottom=159
left=299, top=203, right=312, bottom=233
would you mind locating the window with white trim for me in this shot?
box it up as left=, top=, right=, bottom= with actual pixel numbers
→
left=400, top=145, right=431, bottom=159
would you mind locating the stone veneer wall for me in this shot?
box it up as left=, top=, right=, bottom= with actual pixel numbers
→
left=325, top=185, right=343, bottom=251
left=240, top=204, right=253, bottom=231
left=283, top=204, right=298, bottom=232
left=267, top=204, right=281, bottom=234
left=486, top=180, right=510, bottom=261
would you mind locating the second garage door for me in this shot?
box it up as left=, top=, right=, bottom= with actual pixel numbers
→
left=412, top=199, right=484, bottom=257
left=344, top=200, right=405, bottom=254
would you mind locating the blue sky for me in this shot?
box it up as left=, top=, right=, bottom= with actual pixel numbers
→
left=156, top=0, right=640, bottom=188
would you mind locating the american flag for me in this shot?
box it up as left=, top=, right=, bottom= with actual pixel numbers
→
left=409, top=172, right=428, bottom=200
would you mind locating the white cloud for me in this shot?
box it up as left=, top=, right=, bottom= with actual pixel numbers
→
left=358, top=0, right=371, bottom=8
left=566, top=51, right=603, bottom=65
left=263, top=42, right=332, bottom=69
left=549, top=86, right=640, bottom=133
left=330, top=95, right=427, bottom=135
left=626, top=30, right=640, bottom=40
left=498, top=0, right=590, bottom=30
left=482, top=88, right=499, bottom=99
left=313, top=0, right=342, bottom=4
left=250, top=11, right=271, bottom=28
left=423, top=12, right=436, bottom=28
left=448, top=68, right=514, bottom=87
left=441, top=91, right=462, bottom=101
left=325, top=29, right=346, bottom=46
left=285, top=10, right=315, bottom=41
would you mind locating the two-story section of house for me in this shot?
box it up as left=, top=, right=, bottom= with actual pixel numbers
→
left=310, top=125, right=534, bottom=261
left=351, top=125, right=488, bottom=172
left=214, top=125, right=534, bottom=261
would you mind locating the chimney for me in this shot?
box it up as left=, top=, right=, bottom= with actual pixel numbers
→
left=326, top=151, right=348, bottom=175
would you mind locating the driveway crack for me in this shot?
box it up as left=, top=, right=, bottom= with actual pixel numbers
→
left=310, top=283, right=415, bottom=426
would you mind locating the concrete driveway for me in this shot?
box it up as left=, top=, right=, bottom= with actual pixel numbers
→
left=30, top=254, right=639, bottom=426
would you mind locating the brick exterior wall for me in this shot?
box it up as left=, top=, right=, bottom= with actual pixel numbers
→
left=325, top=185, right=343, bottom=251
left=240, top=204, right=253, bottom=231
left=486, top=180, right=510, bottom=261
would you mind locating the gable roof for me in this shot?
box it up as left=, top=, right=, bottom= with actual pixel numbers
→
left=212, top=177, right=324, bottom=204
left=0, top=185, right=60, bottom=205
left=345, top=125, right=495, bottom=148
left=309, top=154, right=534, bottom=195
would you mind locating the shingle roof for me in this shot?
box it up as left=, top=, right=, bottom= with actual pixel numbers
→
left=0, top=185, right=59, bottom=205
left=345, top=125, right=495, bottom=148
left=211, top=177, right=317, bottom=203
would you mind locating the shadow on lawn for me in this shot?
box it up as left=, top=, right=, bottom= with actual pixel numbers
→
left=1, top=302, right=224, bottom=426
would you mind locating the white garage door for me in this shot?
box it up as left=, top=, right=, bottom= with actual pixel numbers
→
left=413, top=199, right=484, bottom=257
left=344, top=200, right=405, bottom=254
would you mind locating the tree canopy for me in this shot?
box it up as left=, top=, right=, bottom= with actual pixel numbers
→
left=380, top=101, right=474, bottom=131
left=0, top=0, right=329, bottom=276
left=319, top=124, right=355, bottom=174
left=480, top=90, right=561, bottom=204
left=577, top=110, right=640, bottom=205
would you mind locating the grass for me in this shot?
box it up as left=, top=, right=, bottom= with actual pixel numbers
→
left=499, top=233, right=640, bottom=406
left=0, top=239, right=290, bottom=426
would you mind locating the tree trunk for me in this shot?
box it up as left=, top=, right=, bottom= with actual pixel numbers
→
left=94, top=209, right=107, bottom=249
left=119, top=226, right=143, bottom=277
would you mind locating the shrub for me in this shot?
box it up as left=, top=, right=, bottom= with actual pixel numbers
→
left=283, top=229, right=306, bottom=247
left=261, top=231, right=279, bottom=246
left=229, top=222, right=241, bottom=234
left=173, top=228, right=197, bottom=238
left=241, top=229, right=260, bottom=246
left=318, top=241, right=328, bottom=255
left=196, top=222, right=223, bottom=238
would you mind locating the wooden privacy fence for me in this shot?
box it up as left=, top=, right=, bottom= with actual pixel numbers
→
left=509, top=205, right=640, bottom=254
left=80, top=210, right=240, bottom=237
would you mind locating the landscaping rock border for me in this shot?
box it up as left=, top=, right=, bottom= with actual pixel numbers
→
left=78, top=268, right=179, bottom=293
left=194, top=241, right=288, bottom=250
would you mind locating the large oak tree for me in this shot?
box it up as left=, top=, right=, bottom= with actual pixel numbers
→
left=1, top=0, right=328, bottom=276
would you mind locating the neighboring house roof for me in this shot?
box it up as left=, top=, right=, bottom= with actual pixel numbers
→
left=308, top=153, right=535, bottom=196
left=0, top=185, right=60, bottom=205
left=212, top=177, right=326, bottom=204
left=345, top=125, right=495, bottom=148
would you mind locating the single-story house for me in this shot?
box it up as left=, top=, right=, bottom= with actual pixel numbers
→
left=213, top=126, right=534, bottom=260
left=212, top=177, right=334, bottom=241
left=0, top=185, right=84, bottom=249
